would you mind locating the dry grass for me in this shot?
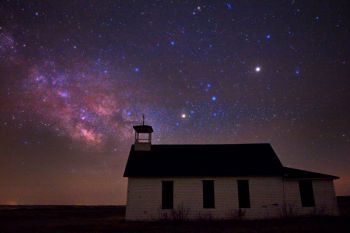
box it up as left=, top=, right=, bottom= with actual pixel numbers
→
left=0, top=197, right=350, bottom=233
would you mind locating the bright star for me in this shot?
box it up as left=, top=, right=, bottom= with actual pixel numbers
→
left=226, top=3, right=233, bottom=10
left=181, top=113, right=187, bottom=119
left=255, top=66, right=261, bottom=72
left=58, top=90, right=69, bottom=98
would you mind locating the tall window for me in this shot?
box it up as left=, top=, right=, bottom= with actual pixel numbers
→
left=202, top=180, right=215, bottom=208
left=162, top=181, right=173, bottom=209
left=299, top=180, right=315, bottom=207
left=237, top=180, right=250, bottom=208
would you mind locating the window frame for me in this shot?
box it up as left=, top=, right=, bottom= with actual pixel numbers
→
left=237, top=180, right=251, bottom=208
left=299, top=180, right=315, bottom=207
left=162, top=180, right=174, bottom=209
left=202, top=180, right=215, bottom=209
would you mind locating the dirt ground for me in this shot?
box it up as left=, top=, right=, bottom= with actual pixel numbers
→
left=1, top=196, right=349, bottom=233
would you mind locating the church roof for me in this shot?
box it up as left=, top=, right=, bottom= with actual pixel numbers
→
left=124, top=144, right=283, bottom=177
left=283, top=167, right=338, bottom=179
left=123, top=144, right=338, bottom=179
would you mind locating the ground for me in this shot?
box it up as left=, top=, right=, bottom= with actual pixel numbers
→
left=1, top=197, right=349, bottom=233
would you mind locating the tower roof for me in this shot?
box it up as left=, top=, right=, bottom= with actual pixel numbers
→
left=133, top=125, right=153, bottom=133
left=133, top=114, right=153, bottom=133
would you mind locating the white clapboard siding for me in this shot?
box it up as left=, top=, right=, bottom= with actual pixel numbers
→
left=126, top=177, right=338, bottom=220
left=283, top=179, right=339, bottom=216
left=126, top=177, right=289, bottom=220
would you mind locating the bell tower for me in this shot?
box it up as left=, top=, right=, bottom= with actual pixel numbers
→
left=133, top=115, right=153, bottom=151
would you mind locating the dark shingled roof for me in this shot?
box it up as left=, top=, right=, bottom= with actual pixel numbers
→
left=283, top=167, right=339, bottom=179
left=124, top=144, right=285, bottom=177
left=124, top=144, right=338, bottom=179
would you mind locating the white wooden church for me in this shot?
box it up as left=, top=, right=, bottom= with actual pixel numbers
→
left=123, top=123, right=339, bottom=220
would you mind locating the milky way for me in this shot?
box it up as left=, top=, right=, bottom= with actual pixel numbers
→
left=1, top=32, right=141, bottom=147
left=0, top=1, right=350, bottom=204
left=24, top=60, right=136, bottom=145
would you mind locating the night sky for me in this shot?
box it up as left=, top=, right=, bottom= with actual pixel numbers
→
left=0, top=0, right=350, bottom=205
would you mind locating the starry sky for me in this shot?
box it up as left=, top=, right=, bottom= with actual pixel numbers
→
left=0, top=0, right=350, bottom=205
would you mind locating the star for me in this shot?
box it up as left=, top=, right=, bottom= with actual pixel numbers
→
left=181, top=113, right=187, bottom=119
left=255, top=66, right=261, bottom=72
left=57, top=90, right=69, bottom=98
left=211, top=96, right=217, bottom=102
left=226, top=3, right=233, bottom=10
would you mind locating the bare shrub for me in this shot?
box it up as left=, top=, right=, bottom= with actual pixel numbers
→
left=159, top=210, right=170, bottom=220
left=170, top=204, right=190, bottom=221
left=197, top=212, right=213, bottom=221
left=226, top=208, right=247, bottom=220
left=311, top=205, right=327, bottom=216
left=158, top=204, right=190, bottom=221
left=280, top=203, right=298, bottom=218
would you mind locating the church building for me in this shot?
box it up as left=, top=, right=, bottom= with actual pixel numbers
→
left=123, top=122, right=339, bottom=220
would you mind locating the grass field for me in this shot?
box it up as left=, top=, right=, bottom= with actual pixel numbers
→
left=1, top=197, right=349, bottom=233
